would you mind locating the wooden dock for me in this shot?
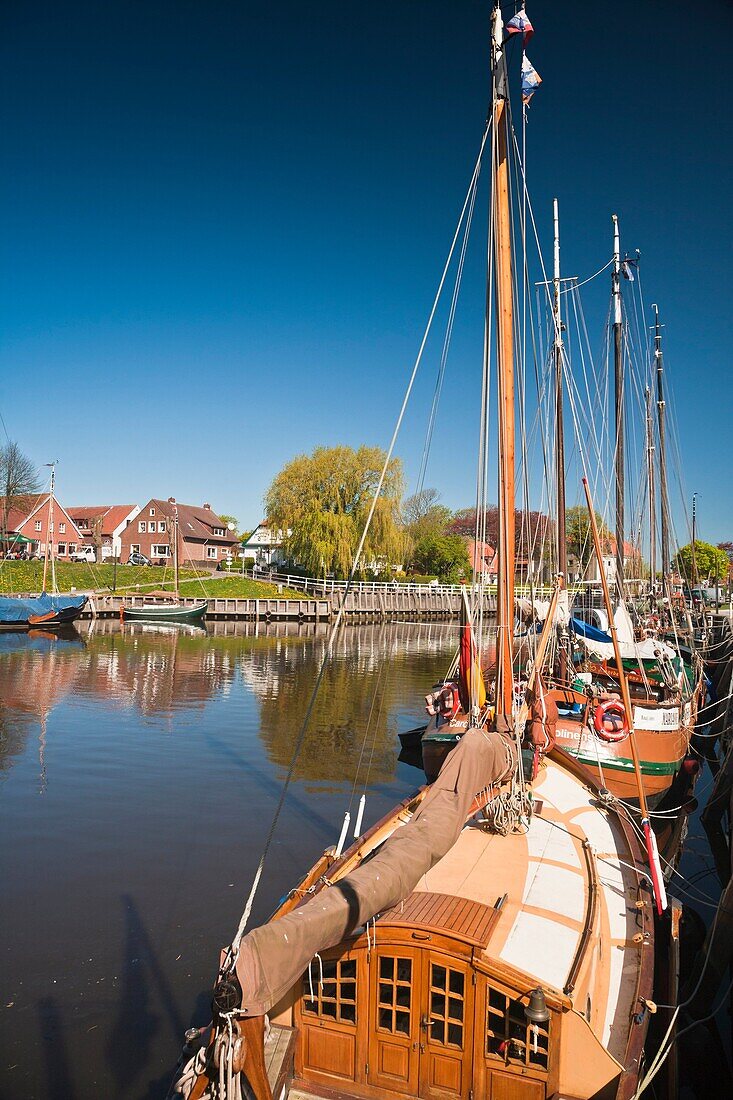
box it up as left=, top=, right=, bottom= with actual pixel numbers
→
left=75, top=587, right=497, bottom=623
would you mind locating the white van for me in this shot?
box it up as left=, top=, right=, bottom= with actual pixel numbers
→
left=69, top=546, right=97, bottom=563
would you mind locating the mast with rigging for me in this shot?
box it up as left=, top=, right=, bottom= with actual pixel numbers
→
left=612, top=214, right=625, bottom=594
left=553, top=198, right=568, bottom=683
left=646, top=386, right=656, bottom=598
left=492, top=9, right=515, bottom=725
left=653, top=304, right=671, bottom=589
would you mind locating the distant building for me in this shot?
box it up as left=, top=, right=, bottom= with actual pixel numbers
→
left=68, top=505, right=141, bottom=559
left=466, top=539, right=498, bottom=581
left=568, top=538, right=641, bottom=585
left=241, top=522, right=288, bottom=568
left=0, top=493, right=83, bottom=559
left=118, top=498, right=238, bottom=566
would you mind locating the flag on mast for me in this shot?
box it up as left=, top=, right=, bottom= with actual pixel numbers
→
left=521, top=55, right=542, bottom=104
left=506, top=7, right=534, bottom=45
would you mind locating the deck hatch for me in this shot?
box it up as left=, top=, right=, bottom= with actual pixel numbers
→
left=378, top=891, right=500, bottom=948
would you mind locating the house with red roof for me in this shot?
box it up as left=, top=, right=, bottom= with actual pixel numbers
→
left=0, top=493, right=84, bottom=559
left=118, top=498, right=239, bottom=567
left=67, top=505, right=141, bottom=560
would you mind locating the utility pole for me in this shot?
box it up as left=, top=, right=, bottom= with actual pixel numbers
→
left=612, top=215, right=625, bottom=596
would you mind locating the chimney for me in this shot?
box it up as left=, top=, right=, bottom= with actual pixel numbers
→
left=168, top=497, right=176, bottom=504
left=203, top=503, right=211, bottom=510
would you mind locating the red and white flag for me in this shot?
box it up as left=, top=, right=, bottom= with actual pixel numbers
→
left=506, top=7, right=534, bottom=45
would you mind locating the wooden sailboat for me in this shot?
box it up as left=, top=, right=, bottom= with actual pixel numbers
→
left=548, top=222, right=701, bottom=805
left=170, top=11, right=656, bottom=1100
left=121, top=505, right=207, bottom=624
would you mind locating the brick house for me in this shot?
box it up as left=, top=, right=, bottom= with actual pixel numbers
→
left=0, top=493, right=84, bottom=559
left=119, top=498, right=239, bottom=567
left=68, top=505, right=141, bottom=559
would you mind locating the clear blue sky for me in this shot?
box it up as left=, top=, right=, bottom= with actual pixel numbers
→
left=1, top=1, right=731, bottom=543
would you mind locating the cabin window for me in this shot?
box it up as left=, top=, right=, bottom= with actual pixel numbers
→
left=376, top=955, right=412, bottom=1036
left=486, top=986, right=549, bottom=1071
left=302, top=958, right=357, bottom=1024
left=429, top=963, right=465, bottom=1049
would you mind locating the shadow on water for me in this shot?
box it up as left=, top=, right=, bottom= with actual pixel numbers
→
left=106, top=895, right=185, bottom=1096
left=38, top=997, right=77, bottom=1100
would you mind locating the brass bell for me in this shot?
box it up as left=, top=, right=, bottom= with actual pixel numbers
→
left=525, top=987, right=550, bottom=1025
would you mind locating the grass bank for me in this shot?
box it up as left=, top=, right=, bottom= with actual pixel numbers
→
left=0, top=560, right=307, bottom=599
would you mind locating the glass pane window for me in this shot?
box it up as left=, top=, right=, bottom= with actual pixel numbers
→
left=376, top=955, right=412, bottom=1036
left=486, top=986, right=549, bottom=1071
left=302, top=957, right=357, bottom=1026
left=429, top=964, right=464, bottom=1049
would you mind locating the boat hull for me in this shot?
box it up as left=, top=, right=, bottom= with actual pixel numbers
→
left=121, top=601, right=207, bottom=624
left=0, top=593, right=88, bottom=629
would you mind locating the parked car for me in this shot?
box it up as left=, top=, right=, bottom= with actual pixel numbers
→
left=70, top=547, right=97, bottom=563
left=127, top=551, right=151, bottom=566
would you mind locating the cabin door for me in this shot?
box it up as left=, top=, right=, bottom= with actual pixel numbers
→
left=367, top=948, right=473, bottom=1100
left=418, top=953, right=473, bottom=1100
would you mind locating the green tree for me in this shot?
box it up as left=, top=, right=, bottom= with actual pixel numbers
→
left=265, top=445, right=406, bottom=578
left=402, top=488, right=453, bottom=544
left=673, top=541, right=729, bottom=583
left=411, top=533, right=470, bottom=583
left=565, top=505, right=609, bottom=569
left=218, top=514, right=239, bottom=536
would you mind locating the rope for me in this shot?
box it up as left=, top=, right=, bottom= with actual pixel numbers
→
left=226, top=121, right=495, bottom=962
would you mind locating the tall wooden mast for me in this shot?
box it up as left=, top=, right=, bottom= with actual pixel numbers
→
left=645, top=387, right=656, bottom=595
left=42, top=462, right=56, bottom=594
left=612, top=215, right=625, bottom=593
left=553, top=199, right=568, bottom=683
left=653, top=305, right=670, bottom=585
left=491, top=8, right=515, bottom=724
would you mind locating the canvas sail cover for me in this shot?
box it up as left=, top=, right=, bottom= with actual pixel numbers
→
left=234, top=728, right=515, bottom=1015
left=0, top=593, right=87, bottom=625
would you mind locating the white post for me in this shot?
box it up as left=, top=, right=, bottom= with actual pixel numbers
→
left=335, top=811, right=351, bottom=858
left=353, top=794, right=366, bottom=838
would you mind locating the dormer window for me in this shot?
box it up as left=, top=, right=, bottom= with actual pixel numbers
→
left=213, top=527, right=225, bottom=537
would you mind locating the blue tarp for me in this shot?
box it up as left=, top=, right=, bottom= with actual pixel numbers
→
left=0, top=593, right=87, bottom=625
left=570, top=616, right=613, bottom=644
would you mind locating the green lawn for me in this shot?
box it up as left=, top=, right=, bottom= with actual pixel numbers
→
left=166, top=577, right=306, bottom=599
left=0, top=560, right=306, bottom=599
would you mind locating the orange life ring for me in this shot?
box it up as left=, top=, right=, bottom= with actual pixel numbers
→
left=593, top=699, right=630, bottom=742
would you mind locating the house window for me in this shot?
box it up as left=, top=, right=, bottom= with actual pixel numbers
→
left=149, top=507, right=155, bottom=516
left=148, top=521, right=156, bottom=533
left=68, top=544, right=76, bottom=555
left=158, top=522, right=166, bottom=533
left=57, top=543, right=66, bottom=556
left=486, top=985, right=549, bottom=1071
left=58, top=522, right=66, bottom=534
left=152, top=544, right=170, bottom=557
left=206, top=547, right=217, bottom=559
left=35, top=520, right=42, bottom=531
left=131, top=544, right=140, bottom=554
left=138, top=521, right=146, bottom=532
left=302, top=958, right=357, bottom=1024
left=213, top=527, right=225, bottom=537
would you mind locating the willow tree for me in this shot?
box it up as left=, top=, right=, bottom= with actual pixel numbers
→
left=265, top=445, right=407, bottom=578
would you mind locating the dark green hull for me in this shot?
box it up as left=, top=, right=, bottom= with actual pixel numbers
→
left=121, top=601, right=207, bottom=624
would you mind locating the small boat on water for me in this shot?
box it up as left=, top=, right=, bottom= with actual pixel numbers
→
left=0, top=466, right=87, bottom=629
left=169, top=10, right=667, bottom=1100
left=120, top=505, right=207, bottom=625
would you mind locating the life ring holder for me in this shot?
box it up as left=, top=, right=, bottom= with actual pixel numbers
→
left=593, top=699, right=630, bottom=743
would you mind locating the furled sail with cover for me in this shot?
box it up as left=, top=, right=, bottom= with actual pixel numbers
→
left=233, top=728, right=514, bottom=1015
